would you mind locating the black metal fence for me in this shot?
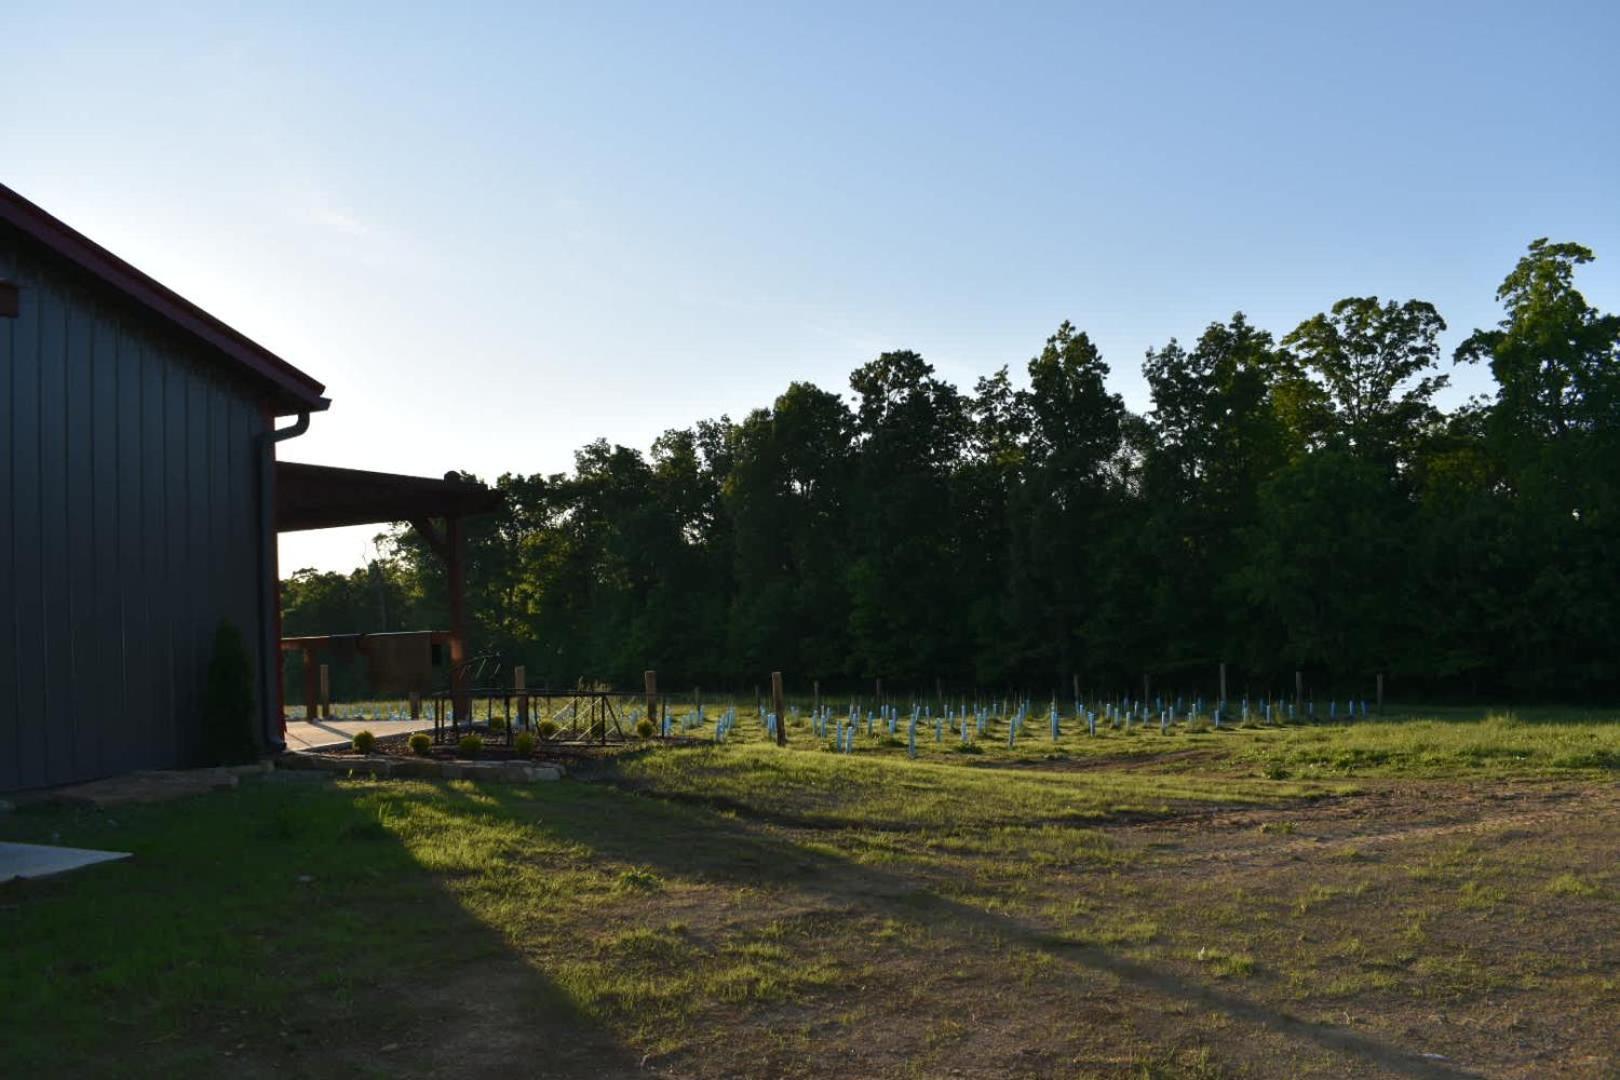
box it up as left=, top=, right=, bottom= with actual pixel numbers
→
left=428, top=686, right=662, bottom=746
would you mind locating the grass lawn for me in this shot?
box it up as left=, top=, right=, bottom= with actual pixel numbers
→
left=3, top=706, right=1619, bottom=1077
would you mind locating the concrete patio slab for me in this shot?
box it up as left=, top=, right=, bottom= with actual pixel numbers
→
left=0, top=841, right=130, bottom=882
left=283, top=717, right=431, bottom=752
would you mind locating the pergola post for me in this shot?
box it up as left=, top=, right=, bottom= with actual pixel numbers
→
left=407, top=512, right=474, bottom=730
left=447, top=515, right=469, bottom=727
left=301, top=644, right=318, bottom=721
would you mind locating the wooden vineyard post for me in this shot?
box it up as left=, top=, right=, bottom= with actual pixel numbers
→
left=1295, top=671, right=1304, bottom=714
left=1376, top=673, right=1384, bottom=714
left=813, top=680, right=820, bottom=714
left=1072, top=673, right=1080, bottom=704
left=644, top=671, right=657, bottom=727
left=1143, top=672, right=1151, bottom=704
left=1219, top=662, right=1227, bottom=705
left=875, top=677, right=883, bottom=708
left=935, top=676, right=943, bottom=708
left=771, top=671, right=787, bottom=746
left=514, top=666, right=528, bottom=728
left=318, top=664, right=331, bottom=720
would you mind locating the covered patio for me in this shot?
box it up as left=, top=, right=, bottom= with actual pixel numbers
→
left=274, top=462, right=502, bottom=734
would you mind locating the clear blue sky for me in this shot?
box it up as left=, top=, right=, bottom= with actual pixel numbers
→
left=8, top=2, right=1618, bottom=572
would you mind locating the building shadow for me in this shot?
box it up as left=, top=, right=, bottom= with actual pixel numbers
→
left=0, top=774, right=646, bottom=1079
left=449, top=766, right=1481, bottom=1080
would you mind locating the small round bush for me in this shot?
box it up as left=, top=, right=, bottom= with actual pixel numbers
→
left=351, top=729, right=377, bottom=754
left=408, top=732, right=432, bottom=756
left=514, top=731, right=536, bottom=756
left=537, top=719, right=559, bottom=740
left=635, top=717, right=656, bottom=739
left=457, top=734, right=483, bottom=758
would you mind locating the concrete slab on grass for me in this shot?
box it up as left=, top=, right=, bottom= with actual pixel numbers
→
left=284, top=718, right=429, bottom=752
left=0, top=841, right=130, bottom=882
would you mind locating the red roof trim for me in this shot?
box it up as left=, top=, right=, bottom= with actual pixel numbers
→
left=0, top=181, right=329, bottom=414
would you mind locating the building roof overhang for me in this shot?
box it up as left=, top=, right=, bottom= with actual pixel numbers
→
left=0, top=181, right=330, bottom=416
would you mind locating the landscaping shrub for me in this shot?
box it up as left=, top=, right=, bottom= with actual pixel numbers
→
left=538, top=719, right=559, bottom=740
left=202, top=620, right=256, bottom=765
left=408, top=733, right=433, bottom=756
left=352, top=729, right=377, bottom=753
left=636, top=717, right=656, bottom=739
left=458, top=734, right=483, bottom=758
left=514, top=731, right=536, bottom=755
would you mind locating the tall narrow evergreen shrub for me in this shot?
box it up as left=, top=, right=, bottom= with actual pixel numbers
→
left=203, top=620, right=257, bottom=765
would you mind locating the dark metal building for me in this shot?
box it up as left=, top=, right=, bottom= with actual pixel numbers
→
left=0, top=182, right=329, bottom=791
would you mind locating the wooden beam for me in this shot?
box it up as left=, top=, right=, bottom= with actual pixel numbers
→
left=409, top=517, right=449, bottom=561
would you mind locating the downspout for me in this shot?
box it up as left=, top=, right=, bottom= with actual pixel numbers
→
left=259, top=411, right=311, bottom=752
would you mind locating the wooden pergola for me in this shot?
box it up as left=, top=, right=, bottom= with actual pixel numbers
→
left=275, top=462, right=502, bottom=724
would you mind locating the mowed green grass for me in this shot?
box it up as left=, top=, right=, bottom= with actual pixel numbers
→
left=697, top=700, right=1620, bottom=778
left=3, top=708, right=1618, bottom=1077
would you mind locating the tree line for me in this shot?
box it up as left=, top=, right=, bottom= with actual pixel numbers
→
left=281, top=240, right=1620, bottom=702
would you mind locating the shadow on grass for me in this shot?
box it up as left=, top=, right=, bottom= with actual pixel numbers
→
left=443, top=766, right=1480, bottom=1080
left=0, top=775, right=643, bottom=1079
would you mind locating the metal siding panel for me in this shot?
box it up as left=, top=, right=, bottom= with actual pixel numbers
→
left=0, top=242, right=16, bottom=790
left=202, top=379, right=225, bottom=762
left=209, top=383, right=226, bottom=626
left=216, top=386, right=254, bottom=734
left=142, top=337, right=171, bottom=770
left=91, top=308, right=123, bottom=777
left=10, top=257, right=47, bottom=789
left=37, top=279, right=74, bottom=784
left=182, top=367, right=212, bottom=762
left=233, top=400, right=269, bottom=741
left=64, top=289, right=98, bottom=781
left=244, top=404, right=268, bottom=731
left=165, top=353, right=192, bottom=765
left=118, top=327, right=151, bottom=776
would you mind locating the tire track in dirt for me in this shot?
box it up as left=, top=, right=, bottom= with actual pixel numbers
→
left=1126, top=783, right=1620, bottom=870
